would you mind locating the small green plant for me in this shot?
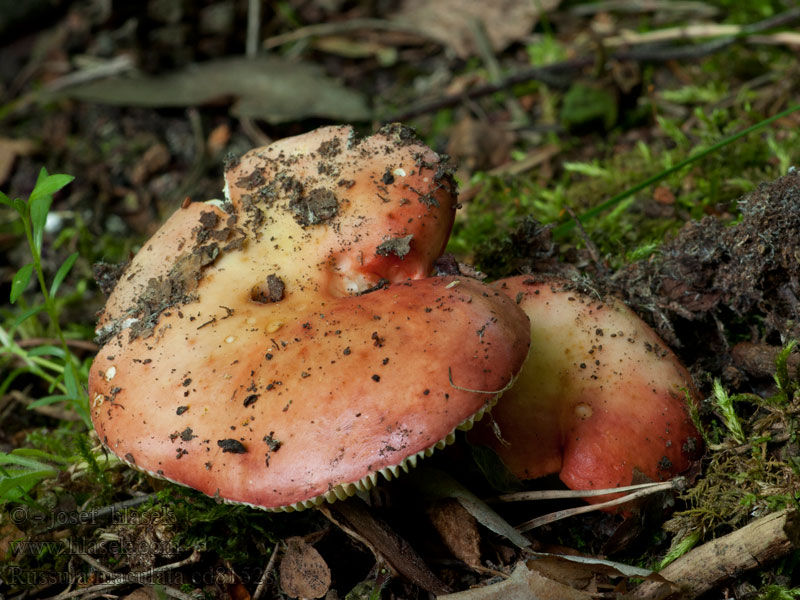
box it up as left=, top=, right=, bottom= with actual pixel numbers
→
left=711, top=379, right=747, bottom=445
left=0, top=169, right=97, bottom=506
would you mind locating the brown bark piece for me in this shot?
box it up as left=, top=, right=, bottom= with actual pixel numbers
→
left=428, top=498, right=482, bottom=567
left=732, top=342, right=800, bottom=378
left=323, top=499, right=450, bottom=595
left=631, top=509, right=800, bottom=599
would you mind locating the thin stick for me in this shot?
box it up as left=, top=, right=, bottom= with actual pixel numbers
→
left=497, top=477, right=686, bottom=502
left=44, top=55, right=135, bottom=93
left=565, top=206, right=606, bottom=277
left=51, top=550, right=201, bottom=599
left=384, top=7, right=800, bottom=123
left=16, top=338, right=99, bottom=352
left=516, top=480, right=680, bottom=532
left=252, top=541, right=280, bottom=600
left=570, top=0, right=719, bottom=17
left=124, top=548, right=201, bottom=578
left=384, top=59, right=585, bottom=122
left=614, top=5, right=800, bottom=61
left=263, top=19, right=433, bottom=49
left=72, top=546, right=114, bottom=575
left=246, top=0, right=261, bottom=58
left=51, top=582, right=125, bottom=600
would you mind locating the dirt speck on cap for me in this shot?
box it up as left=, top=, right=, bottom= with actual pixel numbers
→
left=376, top=234, right=413, bottom=259
left=93, top=261, right=129, bottom=297
left=289, top=188, right=339, bottom=226
left=252, top=274, right=285, bottom=304
left=217, top=439, right=247, bottom=453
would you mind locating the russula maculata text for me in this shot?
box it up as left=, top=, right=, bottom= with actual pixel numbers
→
left=471, top=275, right=702, bottom=499
left=89, top=125, right=531, bottom=511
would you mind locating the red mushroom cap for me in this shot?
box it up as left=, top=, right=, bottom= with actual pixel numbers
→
left=471, top=275, right=702, bottom=499
left=89, top=126, right=531, bottom=511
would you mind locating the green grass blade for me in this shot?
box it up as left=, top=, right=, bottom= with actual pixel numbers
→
left=50, top=252, right=79, bottom=297
left=552, top=103, right=800, bottom=238
left=13, top=304, right=45, bottom=328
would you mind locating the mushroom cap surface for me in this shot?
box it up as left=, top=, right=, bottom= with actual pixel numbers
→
left=471, top=275, right=702, bottom=497
left=89, top=126, right=531, bottom=510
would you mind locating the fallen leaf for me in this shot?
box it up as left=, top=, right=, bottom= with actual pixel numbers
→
left=130, top=143, right=171, bottom=186
left=207, top=123, right=231, bottom=155
left=57, top=57, right=370, bottom=124
left=279, top=536, right=331, bottom=599
left=0, top=138, right=37, bottom=186
left=653, top=185, right=675, bottom=205
left=0, top=517, right=25, bottom=562
left=526, top=556, right=594, bottom=589
left=391, top=0, right=561, bottom=58
left=526, top=552, right=669, bottom=588
left=438, top=562, right=592, bottom=600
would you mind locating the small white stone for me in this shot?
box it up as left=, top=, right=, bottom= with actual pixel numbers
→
left=392, top=168, right=406, bottom=177
left=104, top=366, right=117, bottom=381
left=225, top=335, right=236, bottom=343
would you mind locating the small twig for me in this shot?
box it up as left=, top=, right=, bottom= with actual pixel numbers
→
left=569, top=0, right=719, bottom=17
left=613, top=6, right=800, bottom=61
left=124, top=548, right=202, bottom=579
left=516, top=479, right=682, bottom=532
left=158, top=587, right=201, bottom=600
left=246, top=0, right=262, bottom=58
left=605, top=23, right=741, bottom=47
left=72, top=545, right=114, bottom=575
left=384, top=59, right=585, bottom=122
left=565, top=206, right=607, bottom=277
left=51, top=581, right=125, bottom=600
left=240, top=117, right=272, bottom=147
left=50, top=550, right=201, bottom=599
left=6, top=389, right=83, bottom=422
left=321, top=500, right=451, bottom=595
left=16, top=338, right=99, bottom=352
left=252, top=541, right=280, bottom=600
left=44, top=55, right=135, bottom=93
left=486, top=144, right=561, bottom=177
left=384, top=6, right=800, bottom=123
left=496, top=478, right=686, bottom=503
left=467, top=17, right=527, bottom=125
left=263, top=18, right=433, bottom=49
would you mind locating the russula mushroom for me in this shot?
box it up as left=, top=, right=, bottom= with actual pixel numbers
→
left=471, top=275, right=702, bottom=500
left=89, top=125, right=531, bottom=511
